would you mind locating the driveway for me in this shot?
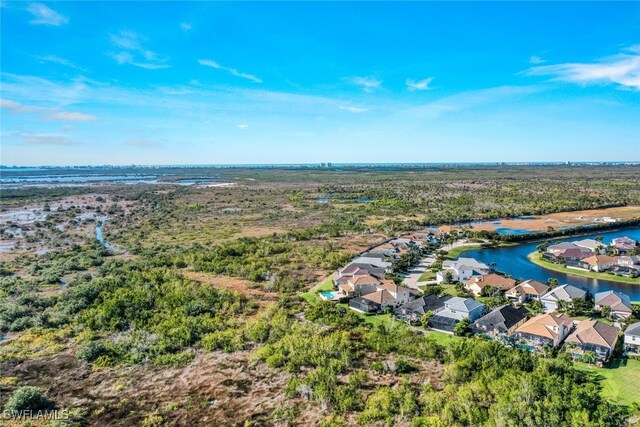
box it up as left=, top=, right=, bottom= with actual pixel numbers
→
left=403, top=256, right=436, bottom=290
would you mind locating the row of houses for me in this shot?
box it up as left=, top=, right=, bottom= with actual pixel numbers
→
left=321, top=238, right=638, bottom=366
left=544, top=237, right=639, bottom=275
left=323, top=235, right=435, bottom=310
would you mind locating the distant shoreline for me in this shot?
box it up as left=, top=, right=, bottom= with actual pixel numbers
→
left=2, top=161, right=639, bottom=170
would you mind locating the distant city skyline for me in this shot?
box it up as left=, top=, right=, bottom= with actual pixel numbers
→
left=1, top=1, right=639, bottom=166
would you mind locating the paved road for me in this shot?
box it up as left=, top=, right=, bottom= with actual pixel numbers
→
left=403, top=256, right=436, bottom=290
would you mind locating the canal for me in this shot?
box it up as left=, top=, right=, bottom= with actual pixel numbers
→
left=463, top=227, right=640, bottom=300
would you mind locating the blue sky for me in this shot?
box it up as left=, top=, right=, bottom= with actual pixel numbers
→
left=1, top=1, right=639, bottom=166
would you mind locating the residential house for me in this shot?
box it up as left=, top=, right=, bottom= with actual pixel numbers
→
left=546, top=242, right=578, bottom=255
left=573, top=239, right=605, bottom=253
left=350, top=253, right=393, bottom=269
left=556, top=247, right=594, bottom=262
left=464, top=273, right=516, bottom=296
left=394, top=294, right=452, bottom=324
left=471, top=305, right=528, bottom=338
left=618, top=255, right=640, bottom=268
left=514, top=313, right=574, bottom=349
left=564, top=319, right=620, bottom=364
left=436, top=257, right=490, bottom=284
left=541, top=284, right=587, bottom=312
left=428, top=297, right=485, bottom=333
left=612, top=237, right=637, bottom=255
left=335, top=263, right=386, bottom=286
left=337, top=275, right=380, bottom=298
left=506, top=280, right=550, bottom=303
left=357, top=281, right=412, bottom=311
left=624, top=322, right=640, bottom=356
left=349, top=297, right=381, bottom=313
left=579, top=255, right=618, bottom=272
left=594, top=290, right=633, bottom=320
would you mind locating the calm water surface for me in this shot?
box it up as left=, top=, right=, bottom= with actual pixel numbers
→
left=463, top=227, right=640, bottom=300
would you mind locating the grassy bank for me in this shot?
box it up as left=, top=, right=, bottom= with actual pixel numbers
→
left=528, top=252, right=640, bottom=285
left=575, top=359, right=640, bottom=405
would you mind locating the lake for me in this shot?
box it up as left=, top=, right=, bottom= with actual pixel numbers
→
left=463, top=227, right=640, bottom=300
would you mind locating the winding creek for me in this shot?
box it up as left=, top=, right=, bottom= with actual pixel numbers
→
left=463, top=227, right=640, bottom=301
left=96, top=222, right=125, bottom=254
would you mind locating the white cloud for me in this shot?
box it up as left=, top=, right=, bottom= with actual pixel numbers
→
left=524, top=47, right=640, bottom=89
left=236, top=124, right=249, bottom=129
left=37, top=55, right=85, bottom=71
left=181, top=22, right=192, bottom=31
left=351, top=76, right=382, bottom=93
left=27, top=3, right=68, bottom=26
left=199, top=59, right=262, bottom=83
left=529, top=56, right=546, bottom=64
left=339, top=106, right=368, bottom=113
left=1, top=98, right=96, bottom=121
left=123, top=138, right=163, bottom=148
left=47, top=111, right=96, bottom=121
left=110, top=30, right=142, bottom=50
left=22, top=133, right=74, bottom=145
left=406, top=77, right=434, bottom=91
left=108, top=31, right=169, bottom=69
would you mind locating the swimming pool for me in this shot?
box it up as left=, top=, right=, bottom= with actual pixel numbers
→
left=319, top=291, right=341, bottom=300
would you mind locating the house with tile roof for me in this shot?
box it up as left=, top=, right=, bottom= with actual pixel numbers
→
left=471, top=304, right=528, bottom=339
left=428, top=297, right=485, bottom=333
left=564, top=319, right=620, bottom=364
left=612, top=236, right=637, bottom=255
left=624, top=322, right=640, bottom=356
left=546, top=242, right=578, bottom=255
left=594, top=290, right=633, bottom=320
left=394, top=294, right=452, bottom=325
left=505, top=280, right=549, bottom=303
left=337, top=275, right=381, bottom=298
left=464, top=273, right=516, bottom=296
left=579, top=255, right=618, bottom=272
left=335, top=262, right=386, bottom=286
left=573, top=239, right=604, bottom=252
left=514, top=313, right=574, bottom=349
left=541, top=284, right=587, bottom=312
left=349, top=281, right=412, bottom=313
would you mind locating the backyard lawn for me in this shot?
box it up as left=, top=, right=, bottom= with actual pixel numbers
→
left=575, top=358, right=640, bottom=405
left=301, top=275, right=334, bottom=304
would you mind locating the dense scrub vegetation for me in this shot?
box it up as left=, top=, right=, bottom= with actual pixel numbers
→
left=1, top=165, right=639, bottom=425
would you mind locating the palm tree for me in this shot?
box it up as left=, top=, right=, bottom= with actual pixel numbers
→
left=582, top=351, right=596, bottom=365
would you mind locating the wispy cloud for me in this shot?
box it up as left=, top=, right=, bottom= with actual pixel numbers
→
left=37, top=55, right=85, bottom=71
left=236, top=124, right=249, bottom=129
left=108, top=30, right=169, bottom=69
left=339, top=105, right=368, bottom=113
left=27, top=3, right=68, bottom=26
left=180, top=22, right=192, bottom=31
left=402, top=85, right=541, bottom=119
left=123, top=138, right=163, bottom=148
left=199, top=59, right=262, bottom=83
left=529, top=55, right=546, bottom=65
left=22, top=133, right=74, bottom=145
left=406, top=77, right=434, bottom=91
left=47, top=111, right=96, bottom=121
left=524, top=46, right=640, bottom=90
left=351, top=76, right=382, bottom=93
left=1, top=98, right=96, bottom=121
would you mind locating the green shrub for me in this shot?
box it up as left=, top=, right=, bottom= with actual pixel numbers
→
left=4, top=386, right=55, bottom=411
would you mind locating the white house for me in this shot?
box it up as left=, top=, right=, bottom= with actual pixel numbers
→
left=541, top=284, right=587, bottom=312
left=436, top=257, right=490, bottom=283
left=624, top=322, right=640, bottom=356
